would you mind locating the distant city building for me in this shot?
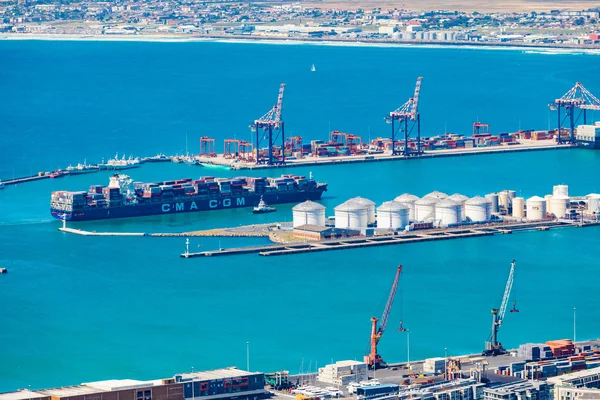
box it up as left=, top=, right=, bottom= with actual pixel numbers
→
left=547, top=366, right=600, bottom=399
left=483, top=380, right=552, bottom=400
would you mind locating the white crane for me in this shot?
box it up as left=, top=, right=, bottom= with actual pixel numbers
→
left=483, top=260, right=519, bottom=356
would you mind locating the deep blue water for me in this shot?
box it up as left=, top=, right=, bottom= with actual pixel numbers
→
left=1, top=41, right=600, bottom=392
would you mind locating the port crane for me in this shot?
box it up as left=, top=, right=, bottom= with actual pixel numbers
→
left=365, top=266, right=403, bottom=369
left=483, top=260, right=518, bottom=357
left=251, top=83, right=286, bottom=165
left=385, top=77, right=423, bottom=156
left=549, top=82, right=600, bottom=144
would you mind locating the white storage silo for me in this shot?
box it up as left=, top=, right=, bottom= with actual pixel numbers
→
left=448, top=194, right=468, bottom=221
left=544, top=194, right=553, bottom=213
left=377, top=201, right=409, bottom=230
left=350, top=197, right=376, bottom=225
left=508, top=190, right=517, bottom=201
left=550, top=195, right=570, bottom=218
left=512, top=197, right=525, bottom=218
left=587, top=194, right=600, bottom=214
left=526, top=196, right=546, bottom=221
left=553, top=185, right=569, bottom=197
left=334, top=200, right=368, bottom=230
left=424, top=191, right=448, bottom=200
left=414, top=197, right=438, bottom=221
left=435, top=199, right=461, bottom=227
left=485, top=193, right=499, bottom=213
left=395, top=193, right=419, bottom=221
left=292, top=201, right=326, bottom=228
left=465, top=196, right=492, bottom=222
left=498, top=191, right=509, bottom=210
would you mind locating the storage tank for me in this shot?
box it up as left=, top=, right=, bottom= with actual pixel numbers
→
left=376, top=201, right=410, bottom=230
left=508, top=190, right=517, bottom=201
left=512, top=197, right=525, bottom=218
left=448, top=194, right=468, bottom=221
left=424, top=191, right=448, bottom=200
left=587, top=194, right=600, bottom=214
left=414, top=197, right=438, bottom=221
left=350, top=197, right=376, bottom=225
left=498, top=190, right=513, bottom=210
left=292, top=201, right=326, bottom=228
left=465, top=196, right=492, bottom=222
left=526, top=196, right=546, bottom=221
left=395, top=193, right=419, bottom=221
left=544, top=194, right=553, bottom=212
left=485, top=193, right=499, bottom=213
left=553, top=185, right=569, bottom=197
left=550, top=195, right=570, bottom=219
left=334, top=200, right=368, bottom=229
left=435, top=199, right=461, bottom=227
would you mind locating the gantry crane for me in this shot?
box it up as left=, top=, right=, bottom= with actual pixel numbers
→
left=549, top=82, right=600, bottom=144
left=365, top=266, right=403, bottom=369
left=385, top=77, right=423, bottom=156
left=251, top=83, right=286, bottom=165
left=483, top=260, right=519, bottom=357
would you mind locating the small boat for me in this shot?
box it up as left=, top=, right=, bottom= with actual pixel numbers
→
left=0, top=180, right=4, bottom=189
left=0, top=267, right=7, bottom=274
left=145, top=153, right=171, bottom=163
left=66, top=159, right=99, bottom=175
left=49, top=170, right=66, bottom=179
left=253, top=197, right=276, bottom=214
left=311, top=64, right=316, bottom=72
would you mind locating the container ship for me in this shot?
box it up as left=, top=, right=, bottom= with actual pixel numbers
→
left=50, top=174, right=328, bottom=222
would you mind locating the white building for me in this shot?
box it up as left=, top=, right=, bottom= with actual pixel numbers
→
left=547, top=367, right=600, bottom=400
left=317, top=360, right=367, bottom=386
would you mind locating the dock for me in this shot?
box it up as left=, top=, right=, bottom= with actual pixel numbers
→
left=181, top=220, right=590, bottom=258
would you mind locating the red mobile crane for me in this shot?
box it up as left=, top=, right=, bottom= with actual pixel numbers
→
left=365, top=266, right=403, bottom=369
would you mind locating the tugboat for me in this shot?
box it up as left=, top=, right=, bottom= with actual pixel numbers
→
left=253, top=196, right=276, bottom=214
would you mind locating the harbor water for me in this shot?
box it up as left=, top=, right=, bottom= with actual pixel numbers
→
left=1, top=41, right=600, bottom=391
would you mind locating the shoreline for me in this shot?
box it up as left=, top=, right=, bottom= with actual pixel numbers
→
left=2, top=33, right=600, bottom=54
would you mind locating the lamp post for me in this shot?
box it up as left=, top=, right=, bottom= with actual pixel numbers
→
left=246, top=341, right=250, bottom=371
left=191, top=367, right=195, bottom=400
left=406, top=329, right=411, bottom=373
left=444, top=348, right=448, bottom=380
left=573, top=308, right=577, bottom=343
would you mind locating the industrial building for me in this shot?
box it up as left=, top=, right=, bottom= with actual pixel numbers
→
left=292, top=224, right=334, bottom=240
left=547, top=367, right=600, bottom=399
left=483, top=380, right=551, bottom=400
left=317, top=360, right=368, bottom=386
left=0, top=369, right=268, bottom=400
left=397, top=379, right=485, bottom=400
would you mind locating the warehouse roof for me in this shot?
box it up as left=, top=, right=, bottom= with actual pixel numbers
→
left=177, top=368, right=258, bottom=381
left=293, top=224, right=332, bottom=233
left=0, top=390, right=49, bottom=400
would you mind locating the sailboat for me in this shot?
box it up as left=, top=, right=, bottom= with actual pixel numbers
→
left=311, top=64, right=316, bottom=72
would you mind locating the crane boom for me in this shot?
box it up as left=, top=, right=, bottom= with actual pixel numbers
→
left=378, top=265, right=402, bottom=335
left=365, top=265, right=403, bottom=368
left=274, top=83, right=285, bottom=128
left=498, top=260, right=515, bottom=322
left=409, top=77, right=423, bottom=120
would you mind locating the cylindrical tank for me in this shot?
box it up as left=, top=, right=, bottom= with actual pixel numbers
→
left=292, top=201, right=326, bottom=227
left=526, top=196, right=546, bottom=221
left=587, top=193, right=600, bottom=214
left=553, top=185, right=569, bottom=197
left=544, top=194, right=553, bottom=213
left=512, top=197, right=525, bottom=218
left=414, top=197, right=438, bottom=221
left=498, top=191, right=510, bottom=210
left=394, top=193, right=419, bottom=221
left=435, top=199, right=461, bottom=227
left=508, top=190, right=516, bottom=200
left=350, top=196, right=376, bottom=225
left=448, top=194, right=468, bottom=221
left=376, top=201, right=410, bottom=230
left=465, top=196, right=492, bottom=222
left=485, top=193, right=499, bottom=213
left=424, top=191, right=448, bottom=200
left=550, top=195, right=570, bottom=218
left=334, top=200, right=368, bottom=229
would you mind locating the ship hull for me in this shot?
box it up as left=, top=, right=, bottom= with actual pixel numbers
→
left=51, top=188, right=326, bottom=222
left=576, top=140, right=600, bottom=149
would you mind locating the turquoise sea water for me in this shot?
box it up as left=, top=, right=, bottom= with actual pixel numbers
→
left=1, top=41, right=600, bottom=392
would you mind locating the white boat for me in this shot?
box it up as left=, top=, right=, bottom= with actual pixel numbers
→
left=0, top=180, right=4, bottom=190
left=102, top=153, right=141, bottom=170
left=252, top=197, right=276, bottom=214
left=311, top=64, right=316, bottom=72
left=66, top=159, right=99, bottom=175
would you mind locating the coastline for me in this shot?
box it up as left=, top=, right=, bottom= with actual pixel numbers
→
left=2, top=33, right=600, bottom=54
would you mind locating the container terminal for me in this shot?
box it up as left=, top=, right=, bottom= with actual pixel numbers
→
left=2, top=81, right=600, bottom=186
